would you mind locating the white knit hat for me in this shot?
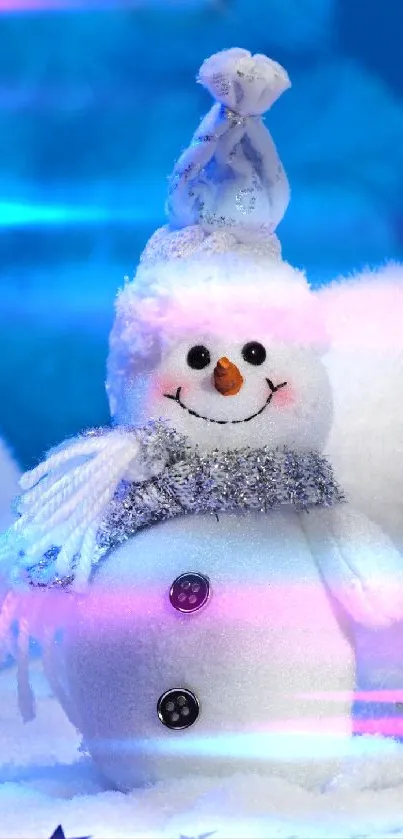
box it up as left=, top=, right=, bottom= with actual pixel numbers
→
left=107, top=48, right=327, bottom=421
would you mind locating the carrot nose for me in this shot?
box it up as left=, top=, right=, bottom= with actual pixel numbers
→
left=213, top=356, right=244, bottom=396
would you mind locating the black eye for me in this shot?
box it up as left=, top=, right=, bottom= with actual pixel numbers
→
left=187, top=345, right=211, bottom=370
left=242, top=341, right=267, bottom=366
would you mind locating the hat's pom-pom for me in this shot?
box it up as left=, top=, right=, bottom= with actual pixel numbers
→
left=198, top=47, right=291, bottom=117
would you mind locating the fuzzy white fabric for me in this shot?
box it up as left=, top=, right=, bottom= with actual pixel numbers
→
left=301, top=505, right=403, bottom=628
left=198, top=48, right=290, bottom=117
left=139, top=223, right=282, bottom=267
left=107, top=254, right=328, bottom=423
left=3, top=660, right=403, bottom=839
left=166, top=49, right=290, bottom=241
left=320, top=264, right=403, bottom=551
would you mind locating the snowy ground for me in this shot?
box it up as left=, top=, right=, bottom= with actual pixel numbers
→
left=2, top=662, right=403, bottom=839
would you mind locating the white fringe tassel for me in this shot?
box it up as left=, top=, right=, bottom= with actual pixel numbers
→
left=12, top=429, right=141, bottom=590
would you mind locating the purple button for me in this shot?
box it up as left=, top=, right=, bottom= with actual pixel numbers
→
left=169, top=572, right=210, bottom=613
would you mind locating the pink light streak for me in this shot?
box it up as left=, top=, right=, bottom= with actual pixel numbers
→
left=18, top=582, right=403, bottom=634
left=299, top=690, right=403, bottom=704
left=16, top=582, right=403, bottom=670
left=0, top=0, right=196, bottom=12
left=16, top=582, right=365, bottom=632
left=0, top=0, right=85, bottom=10
left=12, top=587, right=403, bottom=744
left=128, top=281, right=329, bottom=350
left=354, top=717, right=403, bottom=736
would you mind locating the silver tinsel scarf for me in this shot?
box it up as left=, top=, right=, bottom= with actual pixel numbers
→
left=27, top=420, right=344, bottom=589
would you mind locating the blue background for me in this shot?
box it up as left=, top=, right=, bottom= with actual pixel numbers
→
left=0, top=0, right=402, bottom=469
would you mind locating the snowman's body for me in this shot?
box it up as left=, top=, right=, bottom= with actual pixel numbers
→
left=58, top=507, right=354, bottom=790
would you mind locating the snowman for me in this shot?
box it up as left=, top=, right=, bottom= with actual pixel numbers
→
left=2, top=48, right=403, bottom=793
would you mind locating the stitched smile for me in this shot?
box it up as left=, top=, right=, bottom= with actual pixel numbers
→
left=164, top=379, right=288, bottom=425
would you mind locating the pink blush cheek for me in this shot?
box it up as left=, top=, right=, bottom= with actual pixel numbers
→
left=141, top=376, right=175, bottom=415
left=146, top=374, right=196, bottom=404
left=273, top=384, right=296, bottom=409
left=149, top=375, right=179, bottom=399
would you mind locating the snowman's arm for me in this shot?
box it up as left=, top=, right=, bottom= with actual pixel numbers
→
left=301, top=505, right=403, bottom=628
left=0, top=426, right=168, bottom=590
left=317, top=265, right=403, bottom=547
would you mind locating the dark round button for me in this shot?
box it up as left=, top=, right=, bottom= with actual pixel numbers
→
left=169, top=572, right=210, bottom=613
left=157, top=688, right=200, bottom=730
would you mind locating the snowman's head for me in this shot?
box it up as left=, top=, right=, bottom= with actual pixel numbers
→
left=107, top=48, right=332, bottom=453
left=107, top=253, right=332, bottom=453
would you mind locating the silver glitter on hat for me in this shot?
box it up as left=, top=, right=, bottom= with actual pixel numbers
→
left=141, top=48, right=291, bottom=267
